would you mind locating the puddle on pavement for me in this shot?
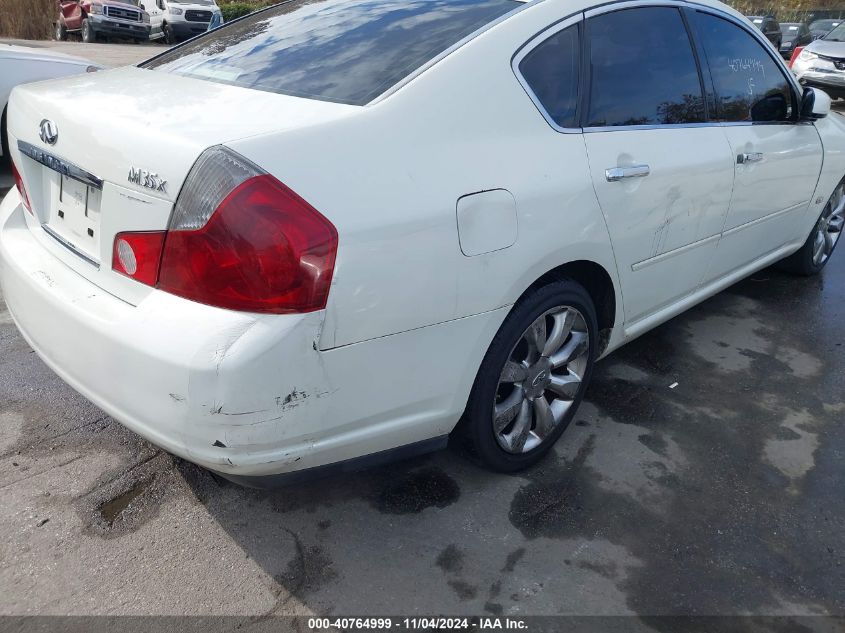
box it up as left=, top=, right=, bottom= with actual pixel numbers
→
left=99, top=476, right=154, bottom=526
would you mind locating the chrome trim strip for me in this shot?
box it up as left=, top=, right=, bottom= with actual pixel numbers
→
left=721, top=201, right=808, bottom=238
left=511, top=13, right=585, bottom=134
left=41, top=225, right=100, bottom=269
left=631, top=233, right=719, bottom=271
left=17, top=141, right=103, bottom=190
left=514, top=0, right=807, bottom=134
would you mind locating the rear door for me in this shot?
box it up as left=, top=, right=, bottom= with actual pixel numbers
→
left=690, top=9, right=823, bottom=283
left=581, top=5, right=735, bottom=324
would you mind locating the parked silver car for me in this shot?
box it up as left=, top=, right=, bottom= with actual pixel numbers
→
left=793, top=22, right=845, bottom=99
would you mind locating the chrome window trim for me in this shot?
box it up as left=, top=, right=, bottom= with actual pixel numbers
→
left=511, top=0, right=809, bottom=135
left=510, top=13, right=585, bottom=134
left=17, top=141, right=103, bottom=190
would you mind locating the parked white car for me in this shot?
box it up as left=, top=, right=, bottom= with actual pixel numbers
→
left=2, top=0, right=843, bottom=486
left=144, top=0, right=222, bottom=43
left=0, top=44, right=100, bottom=168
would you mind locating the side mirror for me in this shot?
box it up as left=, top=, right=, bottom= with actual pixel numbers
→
left=802, top=86, right=831, bottom=119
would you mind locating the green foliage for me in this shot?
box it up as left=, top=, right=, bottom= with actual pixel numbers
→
left=219, top=1, right=273, bottom=23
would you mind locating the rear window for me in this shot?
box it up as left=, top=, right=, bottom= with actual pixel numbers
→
left=143, top=0, right=519, bottom=105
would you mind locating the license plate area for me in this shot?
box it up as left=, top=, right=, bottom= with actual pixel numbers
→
left=45, top=172, right=102, bottom=263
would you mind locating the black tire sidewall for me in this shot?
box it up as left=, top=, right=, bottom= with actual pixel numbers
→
left=462, top=281, right=598, bottom=472
left=82, top=19, right=94, bottom=43
left=795, top=203, right=839, bottom=275
left=0, top=106, right=9, bottom=170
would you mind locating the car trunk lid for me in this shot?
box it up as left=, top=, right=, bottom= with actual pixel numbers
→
left=7, top=66, right=356, bottom=306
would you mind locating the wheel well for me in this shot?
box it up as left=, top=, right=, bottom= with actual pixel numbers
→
left=522, top=260, right=617, bottom=355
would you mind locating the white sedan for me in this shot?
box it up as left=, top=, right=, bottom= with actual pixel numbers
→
left=2, top=0, right=843, bottom=486
left=0, top=44, right=100, bottom=168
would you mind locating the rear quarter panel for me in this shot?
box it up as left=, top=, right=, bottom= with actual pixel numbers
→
left=229, top=0, right=623, bottom=352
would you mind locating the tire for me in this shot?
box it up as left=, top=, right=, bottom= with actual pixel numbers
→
left=459, top=280, right=598, bottom=472
left=81, top=18, right=96, bottom=43
left=1, top=106, right=10, bottom=170
left=55, top=20, right=67, bottom=41
left=779, top=178, right=844, bottom=275
left=163, top=23, right=176, bottom=45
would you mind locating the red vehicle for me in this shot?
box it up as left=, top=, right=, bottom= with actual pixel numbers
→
left=56, top=0, right=151, bottom=43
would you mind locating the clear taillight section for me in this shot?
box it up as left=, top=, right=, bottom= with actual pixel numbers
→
left=11, top=159, right=33, bottom=215
left=112, top=231, right=166, bottom=286
left=112, top=146, right=339, bottom=315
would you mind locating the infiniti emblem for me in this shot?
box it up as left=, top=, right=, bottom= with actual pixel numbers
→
left=531, top=370, right=548, bottom=387
left=39, top=119, right=58, bottom=146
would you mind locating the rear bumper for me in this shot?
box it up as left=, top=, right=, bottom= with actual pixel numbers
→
left=88, top=14, right=150, bottom=39
left=169, top=20, right=210, bottom=39
left=0, top=190, right=499, bottom=479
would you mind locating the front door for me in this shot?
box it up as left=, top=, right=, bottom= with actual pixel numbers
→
left=689, top=10, right=824, bottom=282
left=582, top=5, right=735, bottom=324
left=60, top=0, right=83, bottom=30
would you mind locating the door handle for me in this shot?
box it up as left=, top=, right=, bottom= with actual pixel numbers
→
left=737, top=152, right=764, bottom=164
left=605, top=164, right=650, bottom=182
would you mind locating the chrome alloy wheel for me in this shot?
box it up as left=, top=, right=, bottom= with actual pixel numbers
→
left=493, top=306, right=590, bottom=454
left=813, top=182, right=845, bottom=267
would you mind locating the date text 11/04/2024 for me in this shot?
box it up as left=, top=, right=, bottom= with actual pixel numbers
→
left=307, top=617, right=528, bottom=630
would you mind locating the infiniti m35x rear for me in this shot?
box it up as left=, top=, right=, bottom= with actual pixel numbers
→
left=2, top=0, right=844, bottom=486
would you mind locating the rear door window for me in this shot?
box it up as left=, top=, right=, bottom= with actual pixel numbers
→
left=518, top=25, right=580, bottom=128
left=143, top=0, right=519, bottom=105
left=585, top=7, right=705, bottom=127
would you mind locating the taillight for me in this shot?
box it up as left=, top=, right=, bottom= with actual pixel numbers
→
left=112, top=146, right=338, bottom=315
left=112, top=231, right=166, bottom=286
left=11, top=159, right=33, bottom=215
left=789, top=46, right=804, bottom=67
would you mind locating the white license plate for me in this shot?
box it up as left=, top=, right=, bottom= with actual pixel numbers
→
left=47, top=174, right=102, bottom=262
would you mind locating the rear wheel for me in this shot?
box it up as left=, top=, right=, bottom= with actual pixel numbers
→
left=1, top=106, right=9, bottom=170
left=459, top=280, right=597, bottom=472
left=81, top=18, right=95, bottom=43
left=779, top=179, right=844, bottom=275
left=55, top=20, right=67, bottom=41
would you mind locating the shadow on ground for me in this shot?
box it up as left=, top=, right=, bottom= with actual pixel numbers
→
left=180, top=260, right=843, bottom=618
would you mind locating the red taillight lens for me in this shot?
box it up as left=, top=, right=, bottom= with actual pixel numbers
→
left=789, top=46, right=804, bottom=67
left=112, top=146, right=338, bottom=314
left=112, top=231, right=166, bottom=286
left=157, top=174, right=338, bottom=314
left=11, top=160, right=33, bottom=215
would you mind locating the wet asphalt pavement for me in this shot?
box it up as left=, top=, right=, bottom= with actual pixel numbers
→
left=0, top=220, right=843, bottom=620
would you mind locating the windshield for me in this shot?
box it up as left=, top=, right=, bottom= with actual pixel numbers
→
left=169, top=0, right=214, bottom=4
left=824, top=23, right=845, bottom=41
left=144, top=0, right=519, bottom=105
